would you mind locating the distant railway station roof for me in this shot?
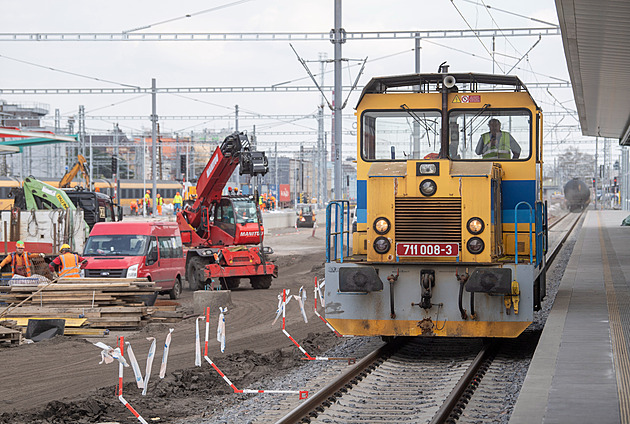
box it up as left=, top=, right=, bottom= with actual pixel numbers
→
left=555, top=0, right=630, bottom=145
left=0, top=127, right=77, bottom=153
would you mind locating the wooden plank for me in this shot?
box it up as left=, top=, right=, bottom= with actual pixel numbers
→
left=57, top=277, right=150, bottom=284
left=63, top=328, right=109, bottom=336
left=0, top=306, right=147, bottom=314
left=150, top=311, right=184, bottom=318
left=88, top=316, right=141, bottom=323
left=9, top=283, right=132, bottom=291
left=11, top=317, right=87, bottom=327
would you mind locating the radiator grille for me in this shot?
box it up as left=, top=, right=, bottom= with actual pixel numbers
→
left=84, top=268, right=127, bottom=278
left=395, top=197, right=462, bottom=243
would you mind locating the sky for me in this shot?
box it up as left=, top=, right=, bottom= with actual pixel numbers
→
left=0, top=0, right=620, bottom=167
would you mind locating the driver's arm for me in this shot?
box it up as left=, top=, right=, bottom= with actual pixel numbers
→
left=475, top=136, right=485, bottom=156
left=508, top=133, right=521, bottom=159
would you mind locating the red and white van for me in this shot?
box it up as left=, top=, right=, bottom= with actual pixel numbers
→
left=82, top=222, right=185, bottom=299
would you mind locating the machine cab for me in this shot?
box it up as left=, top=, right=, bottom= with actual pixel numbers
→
left=296, top=203, right=316, bottom=228
left=211, top=196, right=263, bottom=245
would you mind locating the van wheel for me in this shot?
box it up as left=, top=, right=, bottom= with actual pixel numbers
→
left=169, top=277, right=182, bottom=300
left=250, top=275, right=272, bottom=289
left=220, top=277, right=240, bottom=289
left=187, top=257, right=208, bottom=291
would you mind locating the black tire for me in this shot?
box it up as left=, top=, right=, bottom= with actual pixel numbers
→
left=169, top=276, right=182, bottom=300
left=220, top=277, right=241, bottom=290
left=186, top=256, right=208, bottom=291
left=250, top=275, right=272, bottom=289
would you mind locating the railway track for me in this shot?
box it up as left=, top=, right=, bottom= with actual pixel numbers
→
left=270, top=211, right=585, bottom=424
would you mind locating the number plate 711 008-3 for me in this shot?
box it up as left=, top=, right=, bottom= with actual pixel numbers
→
left=396, top=243, right=459, bottom=257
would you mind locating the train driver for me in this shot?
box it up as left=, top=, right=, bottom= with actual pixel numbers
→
left=475, top=118, right=521, bottom=160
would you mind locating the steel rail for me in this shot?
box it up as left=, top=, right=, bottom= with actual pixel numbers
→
left=428, top=343, right=496, bottom=424
left=275, top=342, right=393, bottom=424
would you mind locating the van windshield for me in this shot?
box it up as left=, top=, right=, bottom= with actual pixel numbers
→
left=84, top=235, right=151, bottom=256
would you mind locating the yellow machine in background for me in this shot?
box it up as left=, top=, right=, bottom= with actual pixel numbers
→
left=325, top=69, right=547, bottom=339
left=59, top=154, right=89, bottom=188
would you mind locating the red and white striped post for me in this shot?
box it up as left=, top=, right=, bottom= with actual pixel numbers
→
left=117, top=336, right=148, bottom=424
left=281, top=288, right=355, bottom=364
left=204, top=307, right=308, bottom=398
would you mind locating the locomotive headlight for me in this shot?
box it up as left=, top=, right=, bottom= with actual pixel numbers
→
left=419, top=179, right=437, bottom=196
left=373, top=217, right=391, bottom=235
left=466, top=237, right=485, bottom=254
left=467, top=217, right=485, bottom=235
left=419, top=163, right=437, bottom=175
left=373, top=236, right=391, bottom=254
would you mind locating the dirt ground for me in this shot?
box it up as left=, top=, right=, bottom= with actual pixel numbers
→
left=0, top=226, right=342, bottom=424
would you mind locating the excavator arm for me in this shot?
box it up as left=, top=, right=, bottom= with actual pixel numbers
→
left=59, top=154, right=90, bottom=188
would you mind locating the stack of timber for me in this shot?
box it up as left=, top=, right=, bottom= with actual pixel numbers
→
left=0, top=320, right=22, bottom=345
left=0, top=278, right=178, bottom=329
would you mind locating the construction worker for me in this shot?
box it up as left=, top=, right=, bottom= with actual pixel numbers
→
left=0, top=240, right=44, bottom=278
left=130, top=199, right=138, bottom=216
left=173, top=191, right=183, bottom=215
left=156, top=193, right=163, bottom=216
left=49, top=244, right=87, bottom=278
left=145, top=190, right=151, bottom=211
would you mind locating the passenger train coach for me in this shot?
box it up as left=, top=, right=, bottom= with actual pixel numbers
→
left=325, top=70, right=547, bottom=339
left=0, top=178, right=184, bottom=210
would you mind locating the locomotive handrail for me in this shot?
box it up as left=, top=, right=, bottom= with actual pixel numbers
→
left=514, top=201, right=533, bottom=265
left=326, top=200, right=350, bottom=263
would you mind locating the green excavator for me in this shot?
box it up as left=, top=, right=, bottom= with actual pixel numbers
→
left=10, top=177, right=121, bottom=230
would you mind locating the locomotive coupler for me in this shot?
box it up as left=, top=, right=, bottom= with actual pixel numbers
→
left=387, top=271, right=399, bottom=319
left=419, top=269, right=435, bottom=310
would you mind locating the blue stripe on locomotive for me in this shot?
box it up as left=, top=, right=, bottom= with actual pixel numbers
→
left=357, top=179, right=367, bottom=224
left=501, top=180, right=536, bottom=223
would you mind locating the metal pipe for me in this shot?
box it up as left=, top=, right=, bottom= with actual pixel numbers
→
left=440, top=77, right=449, bottom=158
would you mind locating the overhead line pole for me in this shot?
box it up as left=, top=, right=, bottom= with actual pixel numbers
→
left=333, top=0, right=343, bottom=201
left=151, top=78, right=157, bottom=217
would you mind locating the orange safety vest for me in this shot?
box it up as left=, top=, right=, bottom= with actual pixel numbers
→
left=59, top=252, right=81, bottom=278
left=11, top=252, right=32, bottom=277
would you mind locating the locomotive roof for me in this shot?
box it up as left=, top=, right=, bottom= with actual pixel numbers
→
left=356, top=72, right=536, bottom=108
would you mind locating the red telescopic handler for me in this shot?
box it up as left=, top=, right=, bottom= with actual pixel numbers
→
left=177, top=132, right=277, bottom=290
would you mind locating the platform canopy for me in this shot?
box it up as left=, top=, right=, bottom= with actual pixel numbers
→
left=555, top=0, right=630, bottom=145
left=0, top=127, right=77, bottom=153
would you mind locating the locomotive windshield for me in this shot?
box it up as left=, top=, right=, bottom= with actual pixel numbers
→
left=448, top=110, right=531, bottom=161
left=361, top=110, right=442, bottom=161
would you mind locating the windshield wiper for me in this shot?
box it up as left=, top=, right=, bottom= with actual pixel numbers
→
left=400, top=104, right=438, bottom=138
left=462, top=103, right=492, bottom=138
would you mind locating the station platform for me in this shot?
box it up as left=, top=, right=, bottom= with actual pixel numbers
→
left=510, top=210, right=630, bottom=424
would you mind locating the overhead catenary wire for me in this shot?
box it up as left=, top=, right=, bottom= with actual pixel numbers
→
left=450, top=0, right=505, bottom=73
left=461, top=0, right=559, bottom=28
left=0, top=53, right=141, bottom=89
left=122, top=0, right=257, bottom=33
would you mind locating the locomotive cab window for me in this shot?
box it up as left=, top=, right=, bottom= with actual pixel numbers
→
left=449, top=110, right=531, bottom=161
left=362, top=110, right=442, bottom=161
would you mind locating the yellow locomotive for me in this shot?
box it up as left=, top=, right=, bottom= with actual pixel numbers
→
left=325, top=69, right=546, bottom=338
